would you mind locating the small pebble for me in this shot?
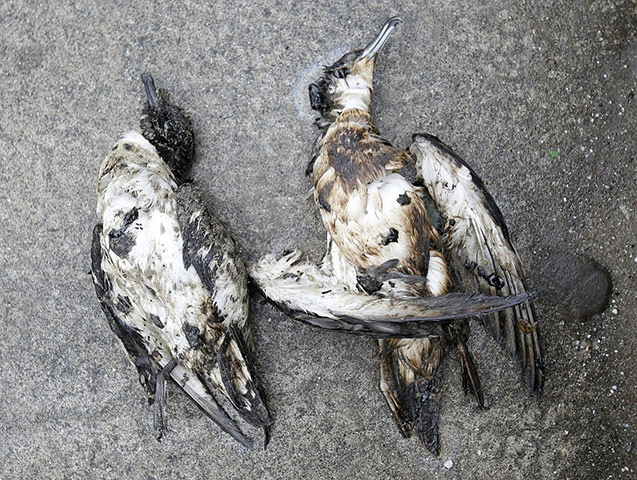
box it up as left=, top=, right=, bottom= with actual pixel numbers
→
left=443, top=459, right=453, bottom=469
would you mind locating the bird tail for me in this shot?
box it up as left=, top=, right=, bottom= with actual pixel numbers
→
left=457, top=337, right=485, bottom=407
left=379, top=329, right=485, bottom=454
left=213, top=325, right=272, bottom=431
left=379, top=337, right=446, bottom=454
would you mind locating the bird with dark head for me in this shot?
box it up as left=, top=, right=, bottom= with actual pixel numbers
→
left=91, top=73, right=271, bottom=448
left=139, top=73, right=195, bottom=183
left=309, top=17, right=401, bottom=122
left=263, top=17, right=544, bottom=455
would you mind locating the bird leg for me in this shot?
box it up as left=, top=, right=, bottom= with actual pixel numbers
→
left=153, top=358, right=177, bottom=440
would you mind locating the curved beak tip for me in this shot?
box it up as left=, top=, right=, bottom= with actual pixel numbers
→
left=358, top=16, right=404, bottom=62
left=387, top=16, right=404, bottom=28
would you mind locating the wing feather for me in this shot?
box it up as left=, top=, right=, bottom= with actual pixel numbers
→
left=175, top=184, right=271, bottom=428
left=249, top=249, right=533, bottom=338
left=91, top=223, right=159, bottom=397
left=409, top=134, right=544, bottom=394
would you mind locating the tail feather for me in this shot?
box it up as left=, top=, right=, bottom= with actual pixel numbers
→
left=409, top=380, right=442, bottom=455
left=169, top=364, right=253, bottom=448
left=457, top=340, right=485, bottom=408
left=216, top=325, right=272, bottom=429
left=379, top=338, right=446, bottom=455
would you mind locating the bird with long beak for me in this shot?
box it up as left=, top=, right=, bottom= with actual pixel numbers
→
left=91, top=73, right=271, bottom=448
left=256, top=17, right=543, bottom=454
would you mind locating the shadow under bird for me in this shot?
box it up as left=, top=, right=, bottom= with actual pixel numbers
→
left=90, top=73, right=271, bottom=448
left=253, top=17, right=544, bottom=454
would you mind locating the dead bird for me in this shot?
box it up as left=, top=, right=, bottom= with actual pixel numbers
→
left=90, top=73, right=271, bottom=448
left=300, top=17, right=542, bottom=453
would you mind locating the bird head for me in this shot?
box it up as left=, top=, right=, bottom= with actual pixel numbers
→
left=308, top=17, right=402, bottom=122
left=139, top=73, right=195, bottom=183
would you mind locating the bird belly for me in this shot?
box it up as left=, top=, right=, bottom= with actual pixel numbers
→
left=101, top=196, right=214, bottom=364
left=320, top=173, right=431, bottom=277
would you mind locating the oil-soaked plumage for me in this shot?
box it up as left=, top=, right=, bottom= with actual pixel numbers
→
left=91, top=73, right=270, bottom=447
left=250, top=249, right=532, bottom=338
left=255, top=18, right=544, bottom=454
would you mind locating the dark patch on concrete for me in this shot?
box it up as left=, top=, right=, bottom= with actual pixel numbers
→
left=397, top=161, right=419, bottom=185
left=15, top=45, right=45, bottom=74
left=535, top=252, right=612, bottom=321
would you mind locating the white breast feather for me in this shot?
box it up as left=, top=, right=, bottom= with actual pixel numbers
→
left=98, top=138, right=216, bottom=360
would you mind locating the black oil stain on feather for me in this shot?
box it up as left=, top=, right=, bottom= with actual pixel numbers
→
left=318, top=193, right=332, bottom=212
left=477, top=265, right=505, bottom=289
left=110, top=208, right=139, bottom=238
left=397, top=193, right=411, bottom=205
left=150, top=314, right=164, bottom=329
left=110, top=232, right=136, bottom=258
left=382, top=228, right=399, bottom=245
left=109, top=207, right=139, bottom=257
left=183, top=323, right=203, bottom=349
left=115, top=296, right=132, bottom=314
left=357, top=274, right=383, bottom=294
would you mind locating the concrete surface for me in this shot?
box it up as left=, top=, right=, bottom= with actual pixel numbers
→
left=1, top=1, right=635, bottom=478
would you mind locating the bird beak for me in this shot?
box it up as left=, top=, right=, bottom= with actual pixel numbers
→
left=141, top=72, right=160, bottom=110
left=357, top=16, right=403, bottom=62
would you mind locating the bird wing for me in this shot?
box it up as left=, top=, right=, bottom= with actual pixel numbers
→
left=92, top=223, right=254, bottom=447
left=408, top=134, right=544, bottom=394
left=249, top=249, right=533, bottom=338
left=91, top=223, right=160, bottom=398
left=175, top=184, right=271, bottom=429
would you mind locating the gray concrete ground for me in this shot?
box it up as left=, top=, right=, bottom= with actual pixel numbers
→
left=1, top=1, right=635, bottom=478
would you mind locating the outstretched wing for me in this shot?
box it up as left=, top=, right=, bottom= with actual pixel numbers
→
left=249, top=249, right=533, bottom=339
left=409, top=134, right=544, bottom=394
left=175, top=183, right=271, bottom=430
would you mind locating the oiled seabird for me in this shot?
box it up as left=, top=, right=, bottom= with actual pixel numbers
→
left=252, top=18, right=543, bottom=454
left=91, top=73, right=270, bottom=447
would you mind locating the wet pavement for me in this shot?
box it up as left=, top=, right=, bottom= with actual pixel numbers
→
left=0, top=1, right=635, bottom=478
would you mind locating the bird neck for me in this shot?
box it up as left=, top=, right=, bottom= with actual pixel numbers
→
left=331, top=108, right=375, bottom=131
left=326, top=87, right=372, bottom=121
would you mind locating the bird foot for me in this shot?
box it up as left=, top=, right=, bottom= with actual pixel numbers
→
left=153, top=358, right=177, bottom=440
